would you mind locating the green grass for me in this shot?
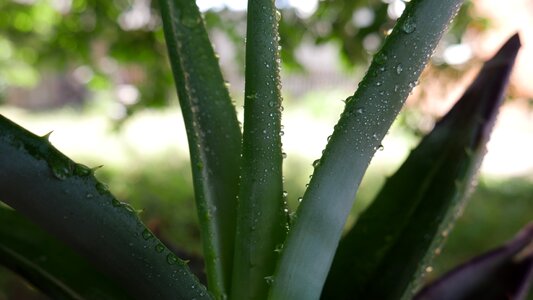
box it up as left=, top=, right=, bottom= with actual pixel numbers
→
left=430, top=177, right=533, bottom=279
left=1, top=146, right=531, bottom=297
left=1, top=92, right=531, bottom=297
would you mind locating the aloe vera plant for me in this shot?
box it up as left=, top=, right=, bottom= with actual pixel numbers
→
left=0, top=0, right=531, bottom=299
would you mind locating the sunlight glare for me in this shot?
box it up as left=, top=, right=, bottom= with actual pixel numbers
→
left=197, top=0, right=319, bottom=16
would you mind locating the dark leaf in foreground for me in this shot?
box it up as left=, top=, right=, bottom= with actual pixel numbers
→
left=0, top=115, right=210, bottom=299
left=414, top=223, right=533, bottom=300
left=0, top=207, right=128, bottom=300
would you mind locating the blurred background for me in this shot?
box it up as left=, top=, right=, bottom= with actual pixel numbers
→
left=0, top=0, right=532, bottom=298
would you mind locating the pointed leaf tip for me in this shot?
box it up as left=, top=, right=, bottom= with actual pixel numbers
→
left=438, top=33, right=521, bottom=149
left=42, top=131, right=54, bottom=140
left=499, top=33, right=521, bottom=57
left=481, top=32, right=521, bottom=74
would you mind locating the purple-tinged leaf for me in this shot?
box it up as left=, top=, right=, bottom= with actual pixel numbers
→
left=414, top=223, right=533, bottom=300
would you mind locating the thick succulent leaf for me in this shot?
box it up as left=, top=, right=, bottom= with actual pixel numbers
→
left=230, top=0, right=287, bottom=299
left=323, top=34, right=521, bottom=300
left=158, top=0, right=242, bottom=296
left=268, top=1, right=465, bottom=299
left=0, top=206, right=128, bottom=300
left=414, top=223, right=533, bottom=300
left=0, top=115, right=210, bottom=300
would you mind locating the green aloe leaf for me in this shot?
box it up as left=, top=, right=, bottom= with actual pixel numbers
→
left=0, top=206, right=128, bottom=300
left=268, top=1, right=465, bottom=299
left=0, top=115, right=210, bottom=300
left=323, top=34, right=521, bottom=300
left=414, top=222, right=533, bottom=300
left=230, top=0, right=287, bottom=299
left=158, top=0, right=242, bottom=297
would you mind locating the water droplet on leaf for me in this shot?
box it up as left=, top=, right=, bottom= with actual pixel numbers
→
left=312, top=159, right=320, bottom=168
left=50, top=160, right=71, bottom=180
left=96, top=182, right=109, bottom=194
left=142, top=229, right=153, bottom=240
left=74, top=163, right=92, bottom=177
left=402, top=17, right=416, bottom=33
left=111, top=198, right=122, bottom=207
left=375, top=52, right=388, bottom=65
left=396, top=64, right=403, bottom=74
left=167, top=254, right=179, bottom=265
left=181, top=15, right=200, bottom=28
left=264, top=276, right=274, bottom=285
left=155, top=243, right=165, bottom=253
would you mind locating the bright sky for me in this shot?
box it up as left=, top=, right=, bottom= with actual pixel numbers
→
left=196, top=0, right=319, bottom=17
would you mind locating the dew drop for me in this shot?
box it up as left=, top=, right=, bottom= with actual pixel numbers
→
left=74, top=163, right=92, bottom=177
left=155, top=243, right=165, bottom=253
left=282, top=152, right=287, bottom=159
left=312, top=159, right=320, bottom=168
left=401, top=16, right=416, bottom=33
left=374, top=52, right=388, bottom=65
left=111, top=198, right=122, bottom=207
left=396, top=63, right=403, bottom=74
left=264, top=276, right=274, bottom=285
left=268, top=101, right=275, bottom=107
left=142, top=229, right=154, bottom=240
left=167, top=253, right=178, bottom=265
left=181, top=15, right=201, bottom=28
left=297, top=197, right=303, bottom=203
left=96, top=182, right=109, bottom=194
left=51, top=162, right=71, bottom=180
left=282, top=191, right=288, bottom=197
